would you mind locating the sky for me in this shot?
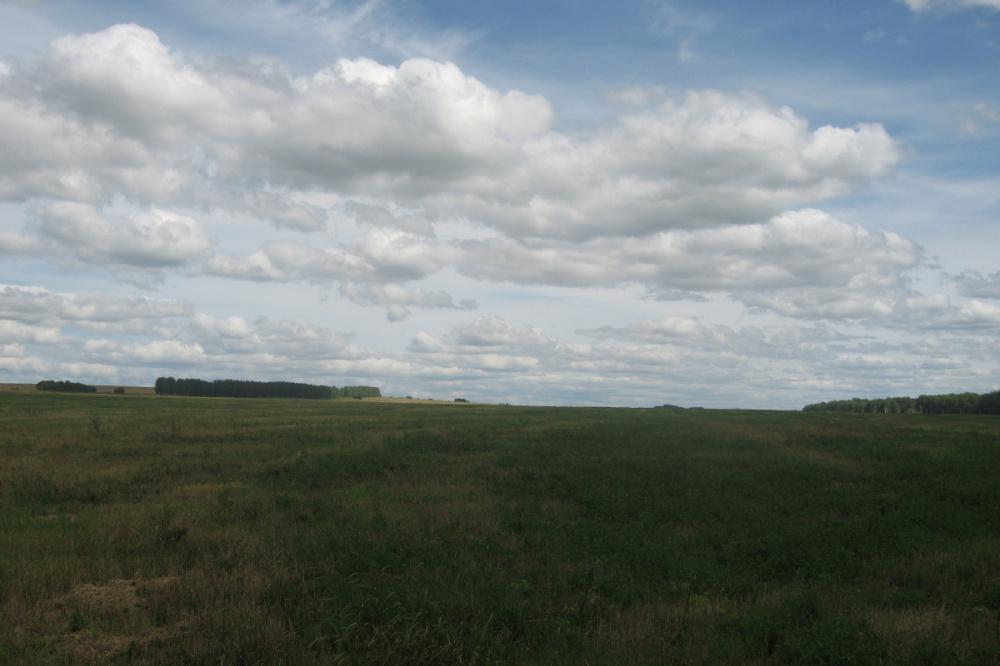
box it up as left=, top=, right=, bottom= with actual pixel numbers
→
left=0, top=0, right=998, bottom=408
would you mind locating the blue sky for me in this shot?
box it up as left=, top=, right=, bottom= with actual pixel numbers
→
left=0, top=0, right=998, bottom=407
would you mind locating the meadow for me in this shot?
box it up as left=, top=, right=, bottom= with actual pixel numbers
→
left=1, top=391, right=999, bottom=664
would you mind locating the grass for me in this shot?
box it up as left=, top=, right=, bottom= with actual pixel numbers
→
left=1, top=391, right=999, bottom=663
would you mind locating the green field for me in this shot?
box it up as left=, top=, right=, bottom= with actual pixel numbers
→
left=2, top=391, right=999, bottom=664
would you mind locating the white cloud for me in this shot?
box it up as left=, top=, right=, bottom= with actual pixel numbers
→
left=398, top=313, right=874, bottom=406
left=958, top=102, right=999, bottom=138
left=0, top=283, right=192, bottom=325
left=0, top=24, right=911, bottom=327
left=900, top=0, right=1000, bottom=11
left=449, top=91, right=899, bottom=240
left=203, top=251, right=289, bottom=282
left=863, top=28, right=887, bottom=42
left=451, top=314, right=555, bottom=350
left=242, top=192, right=328, bottom=231
left=3, top=18, right=992, bottom=407
left=0, top=319, right=64, bottom=344
left=191, top=313, right=254, bottom=339
left=59, top=361, right=119, bottom=380
left=956, top=270, right=1000, bottom=298
left=581, top=318, right=845, bottom=363
left=0, top=351, right=51, bottom=375
left=229, top=317, right=358, bottom=360
left=41, top=24, right=234, bottom=144
left=902, top=297, right=1000, bottom=329
left=0, top=282, right=373, bottom=382
left=0, top=229, right=46, bottom=255
left=129, top=340, right=206, bottom=364
left=339, top=282, right=475, bottom=321
left=203, top=230, right=475, bottom=318
left=454, top=209, right=921, bottom=317
left=37, top=202, right=212, bottom=269
left=203, top=207, right=921, bottom=322
left=649, top=1, right=716, bottom=63
left=0, top=24, right=898, bottom=245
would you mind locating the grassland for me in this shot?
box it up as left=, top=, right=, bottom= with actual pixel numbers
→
left=1, top=390, right=999, bottom=664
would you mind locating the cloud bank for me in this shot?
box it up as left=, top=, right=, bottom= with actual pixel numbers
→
left=0, top=24, right=906, bottom=312
left=1, top=20, right=996, bottom=407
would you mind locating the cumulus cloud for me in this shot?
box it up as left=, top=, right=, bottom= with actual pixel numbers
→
left=0, top=283, right=192, bottom=326
left=191, top=313, right=254, bottom=339
left=126, top=339, right=207, bottom=365
left=447, top=90, right=899, bottom=239
left=201, top=208, right=920, bottom=320
left=202, top=251, right=289, bottom=282
left=0, top=229, right=46, bottom=255
left=893, top=293, right=1000, bottom=329
left=0, top=23, right=913, bottom=324
left=460, top=209, right=918, bottom=290
left=203, top=229, right=476, bottom=318
left=0, top=24, right=898, bottom=243
left=956, top=270, right=1000, bottom=298
left=0, top=350, right=51, bottom=376
left=580, top=318, right=848, bottom=373
left=0, top=281, right=372, bottom=382
left=0, top=319, right=64, bottom=344
left=205, top=231, right=450, bottom=285
left=451, top=314, right=555, bottom=350
left=340, top=282, right=476, bottom=321
left=453, top=209, right=920, bottom=319
left=36, top=202, right=212, bottom=268
left=400, top=314, right=861, bottom=405
left=251, top=318, right=358, bottom=358
left=407, top=315, right=553, bottom=375
left=40, top=24, right=228, bottom=144
left=5, top=24, right=553, bottom=208
left=6, top=21, right=977, bottom=405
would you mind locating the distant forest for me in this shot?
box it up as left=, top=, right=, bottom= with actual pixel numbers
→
left=36, top=380, right=97, bottom=393
left=154, top=377, right=381, bottom=400
left=803, top=390, right=1000, bottom=414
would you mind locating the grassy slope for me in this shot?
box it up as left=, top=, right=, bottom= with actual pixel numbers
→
left=1, top=392, right=999, bottom=664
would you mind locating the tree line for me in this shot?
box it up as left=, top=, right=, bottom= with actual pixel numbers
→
left=153, top=377, right=381, bottom=400
left=36, top=380, right=97, bottom=393
left=803, top=390, right=1000, bottom=414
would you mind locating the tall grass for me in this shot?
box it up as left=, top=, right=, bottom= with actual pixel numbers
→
left=1, top=392, right=999, bottom=663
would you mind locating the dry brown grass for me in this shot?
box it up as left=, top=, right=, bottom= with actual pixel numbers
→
left=586, top=586, right=791, bottom=662
left=367, top=396, right=478, bottom=404
left=38, top=577, right=187, bottom=663
left=859, top=602, right=1000, bottom=662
